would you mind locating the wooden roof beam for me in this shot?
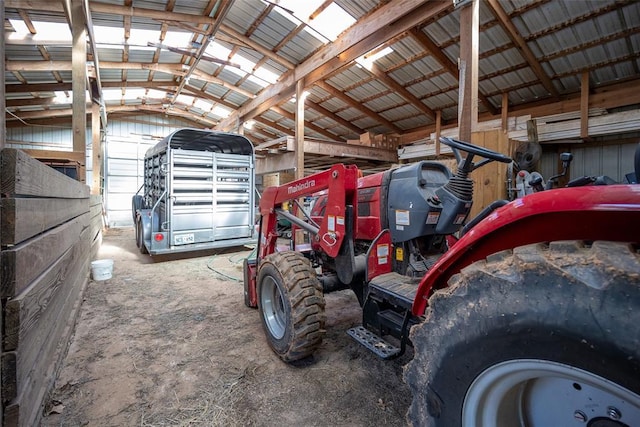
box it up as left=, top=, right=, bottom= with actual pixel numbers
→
left=316, top=81, right=403, bottom=134
left=305, top=100, right=364, bottom=136
left=6, top=60, right=256, bottom=99
left=409, top=27, right=497, bottom=115
left=253, top=116, right=294, bottom=138
left=486, top=0, right=560, bottom=100
left=271, top=106, right=342, bottom=141
left=369, top=62, right=437, bottom=121
left=216, top=0, right=452, bottom=131
left=6, top=81, right=180, bottom=93
left=6, top=0, right=219, bottom=25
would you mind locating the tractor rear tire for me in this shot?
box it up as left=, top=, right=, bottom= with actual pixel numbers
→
left=257, top=251, right=326, bottom=362
left=405, top=241, right=640, bottom=427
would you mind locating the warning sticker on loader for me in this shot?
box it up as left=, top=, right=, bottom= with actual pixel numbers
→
left=426, top=212, right=440, bottom=224
left=377, top=243, right=389, bottom=265
left=396, top=210, right=410, bottom=226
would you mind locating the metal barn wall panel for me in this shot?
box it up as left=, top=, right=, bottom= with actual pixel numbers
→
left=105, top=117, right=183, bottom=227
left=540, top=142, right=638, bottom=184
left=5, top=126, right=94, bottom=182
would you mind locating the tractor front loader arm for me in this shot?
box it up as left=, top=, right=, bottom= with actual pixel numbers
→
left=244, top=164, right=360, bottom=308
left=257, top=163, right=360, bottom=260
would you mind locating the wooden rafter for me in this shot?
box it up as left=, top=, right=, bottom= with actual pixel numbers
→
left=486, top=0, right=560, bottom=100
left=215, top=0, right=451, bottom=130
left=4, top=0, right=638, bottom=147
left=271, top=106, right=340, bottom=141
left=369, top=62, right=437, bottom=120
left=316, top=81, right=402, bottom=133
left=306, top=100, right=364, bottom=135
left=409, top=27, right=497, bottom=115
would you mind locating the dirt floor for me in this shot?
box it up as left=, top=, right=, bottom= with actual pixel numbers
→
left=41, top=227, right=412, bottom=426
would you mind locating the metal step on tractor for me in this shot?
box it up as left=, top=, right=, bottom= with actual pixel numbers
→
left=243, top=137, right=640, bottom=426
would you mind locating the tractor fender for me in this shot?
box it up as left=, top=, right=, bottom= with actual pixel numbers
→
left=412, top=184, right=640, bottom=316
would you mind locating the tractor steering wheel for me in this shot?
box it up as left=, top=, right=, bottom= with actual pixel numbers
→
left=440, top=137, right=512, bottom=164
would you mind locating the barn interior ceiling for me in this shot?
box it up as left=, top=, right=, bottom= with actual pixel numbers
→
left=3, top=0, right=640, bottom=172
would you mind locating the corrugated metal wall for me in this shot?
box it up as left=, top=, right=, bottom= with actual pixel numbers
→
left=540, top=141, right=638, bottom=183
left=5, top=115, right=188, bottom=227
left=5, top=126, right=94, bottom=184
left=104, top=116, right=185, bottom=226
left=6, top=119, right=638, bottom=228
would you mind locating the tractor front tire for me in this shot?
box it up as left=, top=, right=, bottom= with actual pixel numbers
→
left=257, top=251, right=326, bottom=362
left=405, top=241, right=640, bottom=427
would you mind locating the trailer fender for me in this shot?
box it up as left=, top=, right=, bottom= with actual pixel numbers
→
left=412, top=184, right=640, bottom=316
left=136, top=209, right=158, bottom=244
left=132, top=195, right=144, bottom=223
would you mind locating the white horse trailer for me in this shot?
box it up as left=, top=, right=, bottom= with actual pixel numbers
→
left=132, top=128, right=256, bottom=255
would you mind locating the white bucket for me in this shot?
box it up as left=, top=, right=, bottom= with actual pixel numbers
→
left=91, top=259, right=114, bottom=281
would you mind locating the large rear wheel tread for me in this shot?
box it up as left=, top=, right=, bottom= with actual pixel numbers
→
left=405, top=240, right=640, bottom=426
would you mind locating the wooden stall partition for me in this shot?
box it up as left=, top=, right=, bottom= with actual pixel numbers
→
left=0, top=149, right=93, bottom=427
left=468, top=130, right=512, bottom=220
left=89, top=195, right=104, bottom=260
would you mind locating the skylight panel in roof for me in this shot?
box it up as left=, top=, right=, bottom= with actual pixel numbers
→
left=212, top=106, right=231, bottom=118
left=247, top=75, right=270, bottom=88
left=194, top=99, right=213, bottom=111
left=94, top=26, right=124, bottom=44
left=126, top=88, right=147, bottom=99
left=103, top=89, right=123, bottom=101
left=308, top=3, right=356, bottom=41
left=267, top=0, right=325, bottom=24
left=232, top=53, right=257, bottom=73
left=8, top=19, right=72, bottom=43
left=31, top=21, right=71, bottom=41
left=147, top=90, right=168, bottom=100
left=128, top=28, right=161, bottom=50
left=8, top=19, right=29, bottom=35
left=356, top=46, right=394, bottom=70
left=163, top=31, right=193, bottom=49
left=254, top=66, right=280, bottom=84
left=267, top=1, right=354, bottom=43
left=302, top=26, right=329, bottom=44
left=54, top=91, right=75, bottom=104
left=176, top=94, right=195, bottom=105
left=206, top=42, right=232, bottom=61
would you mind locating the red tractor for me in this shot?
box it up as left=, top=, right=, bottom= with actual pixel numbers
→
left=244, top=137, right=640, bottom=426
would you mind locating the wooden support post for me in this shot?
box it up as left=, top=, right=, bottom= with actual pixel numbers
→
left=72, top=0, right=87, bottom=182
left=295, top=80, right=305, bottom=180
left=1, top=2, right=5, bottom=151
left=458, top=0, right=479, bottom=142
left=501, top=93, right=509, bottom=131
left=91, top=103, right=101, bottom=195
left=435, top=111, right=442, bottom=155
left=581, top=71, right=590, bottom=140
left=1, top=6, right=5, bottom=423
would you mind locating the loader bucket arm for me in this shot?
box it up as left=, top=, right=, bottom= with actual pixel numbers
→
left=257, top=163, right=360, bottom=261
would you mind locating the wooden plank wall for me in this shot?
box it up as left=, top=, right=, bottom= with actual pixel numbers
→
left=469, top=130, right=511, bottom=220
left=0, top=149, right=102, bottom=427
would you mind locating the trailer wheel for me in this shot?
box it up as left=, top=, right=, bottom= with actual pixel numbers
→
left=135, top=217, right=148, bottom=255
left=257, top=251, right=326, bottom=362
left=405, top=241, right=640, bottom=426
